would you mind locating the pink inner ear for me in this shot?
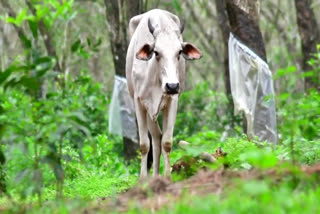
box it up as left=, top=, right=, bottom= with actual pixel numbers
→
left=188, top=48, right=201, bottom=58
left=137, top=50, right=148, bottom=59
left=137, top=44, right=153, bottom=60
left=184, top=44, right=202, bottom=59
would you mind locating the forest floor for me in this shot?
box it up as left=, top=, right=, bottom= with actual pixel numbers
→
left=2, top=134, right=320, bottom=213
left=84, top=163, right=320, bottom=213
left=1, top=157, right=320, bottom=213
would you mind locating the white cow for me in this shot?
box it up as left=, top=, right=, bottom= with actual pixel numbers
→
left=126, top=9, right=202, bottom=178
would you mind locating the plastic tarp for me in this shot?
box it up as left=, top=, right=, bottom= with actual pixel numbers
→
left=109, top=75, right=138, bottom=143
left=229, top=33, right=277, bottom=144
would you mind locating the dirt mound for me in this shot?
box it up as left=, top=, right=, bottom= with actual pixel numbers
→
left=95, top=163, right=320, bottom=213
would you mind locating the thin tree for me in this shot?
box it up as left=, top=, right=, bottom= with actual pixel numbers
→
left=294, top=0, right=320, bottom=91
left=104, top=0, right=142, bottom=160
left=215, top=0, right=235, bottom=124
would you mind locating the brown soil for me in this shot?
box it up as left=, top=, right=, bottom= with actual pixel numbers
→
left=90, top=163, right=320, bottom=213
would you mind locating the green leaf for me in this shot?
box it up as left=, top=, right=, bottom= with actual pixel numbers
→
left=20, top=34, right=32, bottom=49
left=34, top=57, right=55, bottom=77
left=0, top=69, right=12, bottom=85
left=28, top=20, right=38, bottom=38
left=5, top=17, right=17, bottom=25
left=71, top=39, right=81, bottom=52
left=87, top=37, right=91, bottom=46
left=299, top=70, right=316, bottom=78
left=15, top=8, right=33, bottom=26
left=274, top=66, right=297, bottom=79
left=20, top=76, right=40, bottom=91
left=278, top=93, right=289, bottom=100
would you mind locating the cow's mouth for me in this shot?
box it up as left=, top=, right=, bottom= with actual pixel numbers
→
left=166, top=91, right=179, bottom=95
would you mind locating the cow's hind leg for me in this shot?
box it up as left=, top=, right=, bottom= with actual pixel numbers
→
left=162, top=96, right=178, bottom=177
left=134, top=98, right=150, bottom=179
left=147, top=115, right=162, bottom=176
left=147, top=132, right=153, bottom=172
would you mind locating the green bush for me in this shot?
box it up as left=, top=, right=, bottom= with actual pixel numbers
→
left=0, top=72, right=113, bottom=199
left=175, top=83, right=234, bottom=140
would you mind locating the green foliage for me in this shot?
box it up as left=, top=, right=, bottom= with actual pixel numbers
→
left=0, top=0, right=115, bottom=201
left=3, top=0, right=76, bottom=27
left=276, top=67, right=320, bottom=141
left=273, top=52, right=320, bottom=167
left=71, top=37, right=102, bottom=59
left=173, top=131, right=278, bottom=171
left=1, top=1, right=320, bottom=212
left=156, top=180, right=320, bottom=214
left=0, top=57, right=56, bottom=95
left=175, top=83, right=238, bottom=140
left=4, top=8, right=33, bottom=27
left=171, top=127, right=320, bottom=180
left=174, top=130, right=221, bottom=157
left=0, top=72, right=109, bottom=199
left=305, top=44, right=320, bottom=85
left=62, top=169, right=137, bottom=199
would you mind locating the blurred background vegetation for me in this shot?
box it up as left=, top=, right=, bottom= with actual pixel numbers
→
left=0, top=0, right=319, bottom=213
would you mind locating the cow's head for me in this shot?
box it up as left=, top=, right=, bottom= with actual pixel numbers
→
left=136, top=18, right=202, bottom=95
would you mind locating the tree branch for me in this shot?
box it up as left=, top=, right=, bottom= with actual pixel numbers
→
left=25, top=0, right=61, bottom=72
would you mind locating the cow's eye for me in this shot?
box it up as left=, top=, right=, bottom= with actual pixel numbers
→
left=154, top=51, right=159, bottom=57
left=178, top=50, right=182, bottom=55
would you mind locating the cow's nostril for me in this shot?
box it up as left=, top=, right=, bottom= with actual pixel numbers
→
left=166, top=83, right=180, bottom=94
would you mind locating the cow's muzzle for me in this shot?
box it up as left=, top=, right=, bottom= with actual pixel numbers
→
left=166, top=83, right=180, bottom=94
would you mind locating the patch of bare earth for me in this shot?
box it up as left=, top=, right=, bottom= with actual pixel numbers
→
left=89, top=163, right=320, bottom=213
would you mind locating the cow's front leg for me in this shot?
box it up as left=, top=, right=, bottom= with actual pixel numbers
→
left=134, top=97, right=149, bottom=179
left=162, top=96, right=178, bottom=177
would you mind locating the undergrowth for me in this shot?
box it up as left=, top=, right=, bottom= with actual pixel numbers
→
left=0, top=68, right=319, bottom=213
left=155, top=180, right=320, bottom=214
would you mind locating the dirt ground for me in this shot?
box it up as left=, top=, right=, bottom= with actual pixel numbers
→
left=88, top=163, right=320, bottom=213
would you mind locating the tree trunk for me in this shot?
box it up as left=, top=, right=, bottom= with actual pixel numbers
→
left=226, top=0, right=266, bottom=134
left=215, top=0, right=235, bottom=124
left=294, top=0, right=320, bottom=91
left=226, top=0, right=267, bottom=62
left=104, top=0, right=141, bottom=160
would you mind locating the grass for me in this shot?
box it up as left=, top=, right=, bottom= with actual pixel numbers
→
left=42, top=170, right=137, bottom=200
left=3, top=171, right=320, bottom=214
left=62, top=170, right=137, bottom=199
left=155, top=181, right=320, bottom=214
left=1, top=130, right=320, bottom=213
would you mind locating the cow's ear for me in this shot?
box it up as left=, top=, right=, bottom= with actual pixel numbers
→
left=136, top=44, right=154, bottom=60
left=182, top=43, right=202, bottom=60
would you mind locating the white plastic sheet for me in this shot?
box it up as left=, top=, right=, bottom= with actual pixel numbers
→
left=109, top=75, right=138, bottom=143
left=229, top=33, right=277, bottom=144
